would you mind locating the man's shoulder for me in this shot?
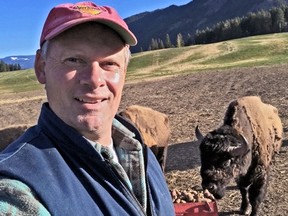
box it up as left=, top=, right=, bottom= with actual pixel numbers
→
left=0, top=178, right=51, bottom=215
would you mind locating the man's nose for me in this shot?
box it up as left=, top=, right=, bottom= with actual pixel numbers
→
left=79, top=62, right=105, bottom=88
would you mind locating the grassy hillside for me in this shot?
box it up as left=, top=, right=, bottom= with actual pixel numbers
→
left=127, top=32, right=288, bottom=81
left=0, top=69, right=41, bottom=94
left=1, top=33, right=288, bottom=94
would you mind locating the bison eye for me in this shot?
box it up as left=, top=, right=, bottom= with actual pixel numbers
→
left=222, top=159, right=231, bottom=167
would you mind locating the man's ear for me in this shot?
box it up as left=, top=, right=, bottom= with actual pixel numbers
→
left=34, top=49, right=46, bottom=84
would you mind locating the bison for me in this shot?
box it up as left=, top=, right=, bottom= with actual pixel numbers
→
left=195, top=96, right=283, bottom=216
left=119, top=105, right=170, bottom=172
left=0, top=125, right=29, bottom=151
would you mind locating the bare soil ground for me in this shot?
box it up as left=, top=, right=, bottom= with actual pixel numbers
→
left=1, top=64, right=288, bottom=215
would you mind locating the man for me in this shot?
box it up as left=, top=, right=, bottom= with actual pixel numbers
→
left=0, top=2, right=174, bottom=215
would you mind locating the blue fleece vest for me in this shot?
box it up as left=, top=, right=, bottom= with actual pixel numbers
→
left=0, top=103, right=174, bottom=216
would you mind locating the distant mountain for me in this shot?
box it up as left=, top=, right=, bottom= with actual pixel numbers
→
left=0, top=55, right=35, bottom=69
left=125, top=0, right=288, bottom=52
left=3, top=0, right=288, bottom=60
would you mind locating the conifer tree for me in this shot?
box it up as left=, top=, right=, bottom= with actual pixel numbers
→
left=176, top=33, right=184, bottom=48
left=165, top=34, right=172, bottom=48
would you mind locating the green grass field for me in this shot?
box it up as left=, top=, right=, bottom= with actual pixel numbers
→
left=1, top=32, right=288, bottom=94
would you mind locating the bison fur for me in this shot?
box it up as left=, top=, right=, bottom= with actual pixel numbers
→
left=119, top=105, right=170, bottom=172
left=195, top=96, right=283, bottom=216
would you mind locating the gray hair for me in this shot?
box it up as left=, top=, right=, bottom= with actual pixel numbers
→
left=40, top=40, right=50, bottom=59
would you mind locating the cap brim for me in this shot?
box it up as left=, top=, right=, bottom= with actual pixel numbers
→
left=44, top=17, right=137, bottom=46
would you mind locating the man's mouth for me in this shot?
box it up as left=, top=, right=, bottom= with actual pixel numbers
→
left=75, top=98, right=106, bottom=104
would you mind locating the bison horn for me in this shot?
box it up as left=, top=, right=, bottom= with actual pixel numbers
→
left=195, top=125, right=204, bottom=141
left=228, top=134, right=249, bottom=157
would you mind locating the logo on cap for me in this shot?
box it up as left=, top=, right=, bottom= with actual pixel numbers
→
left=74, top=5, right=102, bottom=15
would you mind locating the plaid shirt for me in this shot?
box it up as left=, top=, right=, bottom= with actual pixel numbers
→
left=0, top=118, right=147, bottom=215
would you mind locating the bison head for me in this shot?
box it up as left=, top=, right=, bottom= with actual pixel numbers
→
left=195, top=125, right=249, bottom=199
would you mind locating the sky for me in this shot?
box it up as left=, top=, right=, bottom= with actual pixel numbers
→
left=0, top=0, right=191, bottom=58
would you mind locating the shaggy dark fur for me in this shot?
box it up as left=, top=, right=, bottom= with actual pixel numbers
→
left=196, top=96, right=283, bottom=216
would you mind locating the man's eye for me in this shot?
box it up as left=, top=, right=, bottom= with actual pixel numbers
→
left=64, top=58, right=86, bottom=65
left=101, top=62, right=119, bottom=71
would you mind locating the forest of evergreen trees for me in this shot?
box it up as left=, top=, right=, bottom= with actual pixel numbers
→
left=2, top=5, right=288, bottom=60
left=0, top=60, right=21, bottom=72
left=149, top=5, right=288, bottom=50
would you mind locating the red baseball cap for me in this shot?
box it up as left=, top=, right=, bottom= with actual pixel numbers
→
left=40, top=1, right=137, bottom=46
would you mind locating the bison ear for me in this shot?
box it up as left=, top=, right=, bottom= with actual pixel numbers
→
left=228, top=134, right=249, bottom=157
left=195, top=125, right=204, bottom=142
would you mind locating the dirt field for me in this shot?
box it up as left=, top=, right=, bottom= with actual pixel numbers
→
left=1, top=64, right=288, bottom=215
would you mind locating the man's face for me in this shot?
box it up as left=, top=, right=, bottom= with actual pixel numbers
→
left=35, top=23, right=128, bottom=143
